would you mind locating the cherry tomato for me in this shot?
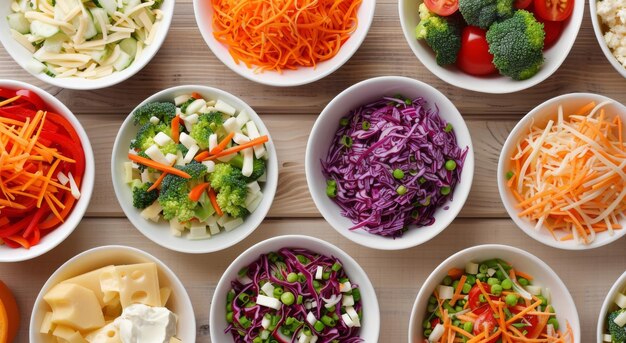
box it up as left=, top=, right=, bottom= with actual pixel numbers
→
left=514, top=0, right=532, bottom=9
left=510, top=308, right=541, bottom=338
left=473, top=310, right=498, bottom=343
left=533, top=0, right=574, bottom=21
left=532, top=11, right=564, bottom=49
left=424, top=0, right=459, bottom=16
left=457, top=26, right=497, bottom=76
left=467, top=284, right=499, bottom=314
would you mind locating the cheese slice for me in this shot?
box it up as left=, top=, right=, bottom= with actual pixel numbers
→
left=52, top=325, right=88, bottom=343
left=116, top=263, right=161, bottom=308
left=61, top=265, right=117, bottom=307
left=160, top=287, right=171, bottom=307
left=84, top=322, right=122, bottom=343
left=44, top=283, right=105, bottom=331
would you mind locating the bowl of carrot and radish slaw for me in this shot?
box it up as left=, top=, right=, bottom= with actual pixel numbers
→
left=498, top=93, right=626, bottom=250
left=0, top=80, right=94, bottom=262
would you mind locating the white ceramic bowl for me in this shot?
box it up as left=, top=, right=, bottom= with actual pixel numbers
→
left=305, top=76, right=474, bottom=250
left=29, top=245, right=196, bottom=343
left=192, top=0, right=376, bottom=87
left=590, top=0, right=626, bottom=78
left=597, top=271, right=626, bottom=342
left=0, top=79, right=94, bottom=262
left=497, top=93, right=626, bottom=250
left=0, top=1, right=175, bottom=90
left=398, top=0, right=585, bottom=93
left=408, top=244, right=581, bottom=343
left=111, top=85, right=278, bottom=254
left=209, top=235, right=380, bottom=341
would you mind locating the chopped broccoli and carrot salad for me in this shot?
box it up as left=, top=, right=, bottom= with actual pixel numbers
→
left=505, top=101, right=626, bottom=245
left=604, top=286, right=626, bottom=343
left=123, top=92, right=269, bottom=239
left=422, top=259, right=573, bottom=343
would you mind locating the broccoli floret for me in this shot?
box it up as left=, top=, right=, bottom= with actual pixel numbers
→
left=608, top=309, right=626, bottom=343
left=190, top=112, right=224, bottom=149
left=458, top=0, right=514, bottom=28
left=159, top=141, right=180, bottom=156
left=132, top=181, right=158, bottom=209
left=132, top=102, right=176, bottom=126
left=208, top=164, right=249, bottom=218
left=178, top=143, right=189, bottom=155
left=130, top=122, right=170, bottom=151
left=228, top=154, right=266, bottom=181
left=158, top=162, right=208, bottom=221
left=136, top=151, right=150, bottom=172
left=415, top=4, right=462, bottom=65
left=486, top=10, right=545, bottom=80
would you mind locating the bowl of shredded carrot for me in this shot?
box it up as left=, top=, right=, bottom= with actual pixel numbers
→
left=193, top=0, right=376, bottom=87
left=408, top=244, right=581, bottom=343
left=498, top=93, right=626, bottom=250
left=0, top=79, right=94, bottom=262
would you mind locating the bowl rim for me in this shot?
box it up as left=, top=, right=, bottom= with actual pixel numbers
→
left=28, top=244, right=196, bottom=342
left=397, top=0, right=586, bottom=94
left=407, top=244, right=581, bottom=343
left=191, top=0, right=377, bottom=87
left=305, top=75, right=474, bottom=250
left=208, top=234, right=381, bottom=341
left=0, top=0, right=176, bottom=90
left=0, top=79, right=95, bottom=262
left=596, top=271, right=626, bottom=341
left=110, top=84, right=278, bottom=254
left=588, top=0, right=626, bottom=78
left=497, top=92, right=626, bottom=250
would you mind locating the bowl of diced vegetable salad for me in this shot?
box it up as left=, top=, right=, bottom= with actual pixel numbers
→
left=210, top=235, right=380, bottom=342
left=408, top=244, right=581, bottom=343
left=598, top=271, right=626, bottom=343
left=498, top=93, right=626, bottom=250
left=0, top=79, right=95, bottom=262
left=0, top=0, right=175, bottom=90
left=111, top=85, right=278, bottom=254
left=305, top=76, right=474, bottom=250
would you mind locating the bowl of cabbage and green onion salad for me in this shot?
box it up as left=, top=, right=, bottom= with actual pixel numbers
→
left=111, top=85, right=278, bottom=254
left=210, top=235, right=380, bottom=342
left=598, top=271, right=626, bottom=343
left=408, top=244, right=581, bottom=343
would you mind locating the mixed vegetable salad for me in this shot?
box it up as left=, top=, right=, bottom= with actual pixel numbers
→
left=8, top=0, right=164, bottom=79
left=225, top=248, right=363, bottom=342
left=124, top=92, right=269, bottom=240
left=422, top=258, right=573, bottom=342
left=604, top=287, right=626, bottom=342
left=0, top=88, right=84, bottom=249
left=322, top=95, right=468, bottom=238
left=415, top=0, right=574, bottom=79
left=505, top=101, right=626, bottom=245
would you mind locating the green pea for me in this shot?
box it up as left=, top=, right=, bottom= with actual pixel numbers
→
left=487, top=278, right=500, bottom=286
left=273, top=287, right=284, bottom=297
left=226, top=303, right=232, bottom=312
left=452, top=280, right=460, bottom=289
left=548, top=318, right=559, bottom=330
left=445, top=160, right=457, bottom=171
left=505, top=294, right=518, bottom=306
left=463, top=322, right=473, bottom=333
left=491, top=284, right=503, bottom=296
left=440, top=186, right=451, bottom=195
left=397, top=185, right=407, bottom=195
left=443, top=276, right=452, bottom=286
left=462, top=283, right=471, bottom=294
left=287, top=272, right=298, bottom=283
left=280, top=292, right=295, bottom=305
left=393, top=169, right=405, bottom=179
left=466, top=275, right=476, bottom=285
left=506, top=171, right=514, bottom=180
left=501, top=279, right=513, bottom=290
left=518, top=278, right=529, bottom=286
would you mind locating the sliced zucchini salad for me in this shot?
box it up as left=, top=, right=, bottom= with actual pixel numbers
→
left=124, top=93, right=270, bottom=240
left=8, top=0, right=164, bottom=79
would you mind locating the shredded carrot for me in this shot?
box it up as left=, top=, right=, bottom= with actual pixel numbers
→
left=171, top=115, right=181, bottom=144
left=514, top=270, right=534, bottom=281
left=208, top=187, right=223, bottom=216
left=507, top=101, right=626, bottom=245
left=194, top=151, right=210, bottom=162
left=204, top=135, right=269, bottom=160
left=128, top=153, right=191, bottom=179
left=188, top=183, right=210, bottom=201
left=209, top=131, right=235, bottom=155
left=148, top=171, right=169, bottom=192
left=449, top=275, right=467, bottom=306
left=211, top=0, right=362, bottom=72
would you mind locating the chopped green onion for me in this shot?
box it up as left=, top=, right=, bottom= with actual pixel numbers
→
left=339, top=118, right=349, bottom=126
left=362, top=121, right=371, bottom=130
left=341, top=135, right=352, bottom=148
left=326, top=179, right=337, bottom=198
left=331, top=262, right=342, bottom=272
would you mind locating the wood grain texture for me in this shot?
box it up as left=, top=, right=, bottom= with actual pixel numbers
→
left=0, top=218, right=623, bottom=343
left=80, top=114, right=514, bottom=218
left=0, top=0, right=624, bottom=116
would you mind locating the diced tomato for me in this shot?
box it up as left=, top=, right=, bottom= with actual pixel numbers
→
left=533, top=0, right=574, bottom=21
left=424, top=0, right=459, bottom=16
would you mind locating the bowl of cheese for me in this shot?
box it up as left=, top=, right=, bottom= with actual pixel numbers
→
left=29, top=245, right=195, bottom=343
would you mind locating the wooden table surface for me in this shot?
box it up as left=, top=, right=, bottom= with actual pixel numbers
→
left=1, top=0, right=626, bottom=342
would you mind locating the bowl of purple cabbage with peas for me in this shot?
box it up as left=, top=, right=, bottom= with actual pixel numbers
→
left=306, top=76, right=474, bottom=250
left=209, top=235, right=380, bottom=342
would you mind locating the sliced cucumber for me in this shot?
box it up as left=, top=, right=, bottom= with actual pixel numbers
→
left=83, top=14, right=98, bottom=40
left=30, top=20, right=59, bottom=39
left=89, top=7, right=109, bottom=34
left=7, top=13, right=30, bottom=34
left=26, top=58, right=46, bottom=74
left=90, top=45, right=112, bottom=63
left=43, top=32, right=66, bottom=53
left=119, top=37, right=137, bottom=57
left=113, top=50, right=132, bottom=71
left=95, top=0, right=117, bottom=16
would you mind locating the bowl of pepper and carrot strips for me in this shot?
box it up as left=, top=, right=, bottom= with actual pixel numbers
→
left=498, top=93, right=626, bottom=250
left=408, top=244, right=580, bottom=343
left=0, top=80, right=94, bottom=262
left=111, top=85, right=278, bottom=254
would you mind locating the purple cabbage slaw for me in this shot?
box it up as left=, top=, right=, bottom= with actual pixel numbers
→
left=321, top=95, right=468, bottom=238
left=226, top=248, right=363, bottom=343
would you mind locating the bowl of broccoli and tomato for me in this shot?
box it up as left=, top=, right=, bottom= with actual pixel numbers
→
left=111, top=86, right=278, bottom=254
left=598, top=272, right=626, bottom=343
left=399, top=0, right=582, bottom=93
